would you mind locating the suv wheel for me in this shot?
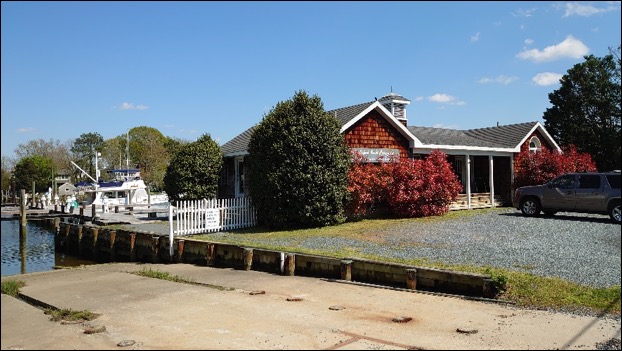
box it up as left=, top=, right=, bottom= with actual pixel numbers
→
left=520, top=197, right=541, bottom=217
left=609, top=201, right=621, bottom=223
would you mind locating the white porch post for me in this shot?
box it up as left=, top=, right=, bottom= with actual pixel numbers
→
left=489, top=156, right=495, bottom=207
left=510, top=154, right=515, bottom=203
left=466, top=155, right=471, bottom=209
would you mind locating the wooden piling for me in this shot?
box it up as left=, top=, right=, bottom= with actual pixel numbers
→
left=406, top=268, right=417, bottom=290
left=284, top=253, right=295, bottom=276
left=340, top=260, right=353, bottom=281
left=243, top=248, right=253, bottom=271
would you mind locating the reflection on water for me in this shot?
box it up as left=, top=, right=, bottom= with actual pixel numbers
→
left=1, top=219, right=96, bottom=277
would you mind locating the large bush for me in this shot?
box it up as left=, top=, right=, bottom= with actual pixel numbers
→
left=247, top=90, right=351, bottom=229
left=163, top=133, right=222, bottom=203
left=513, top=145, right=597, bottom=189
left=347, top=150, right=462, bottom=218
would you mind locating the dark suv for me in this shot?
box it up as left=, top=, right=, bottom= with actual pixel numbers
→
left=513, top=171, right=621, bottom=223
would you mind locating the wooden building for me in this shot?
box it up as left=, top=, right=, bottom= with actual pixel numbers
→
left=219, top=93, right=560, bottom=209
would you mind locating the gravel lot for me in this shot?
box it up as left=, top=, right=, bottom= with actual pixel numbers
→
left=123, top=207, right=621, bottom=288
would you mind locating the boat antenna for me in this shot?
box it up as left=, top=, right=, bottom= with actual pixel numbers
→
left=71, top=161, right=96, bottom=183
left=126, top=131, right=130, bottom=180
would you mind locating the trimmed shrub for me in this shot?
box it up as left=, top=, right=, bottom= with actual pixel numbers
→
left=163, top=133, right=223, bottom=203
left=247, top=90, right=351, bottom=229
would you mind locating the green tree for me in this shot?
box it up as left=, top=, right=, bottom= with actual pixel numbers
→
left=71, top=132, right=104, bottom=181
left=542, top=50, right=621, bottom=172
left=128, top=126, right=170, bottom=190
left=13, top=155, right=55, bottom=193
left=1, top=156, right=14, bottom=202
left=247, top=90, right=351, bottom=229
left=14, top=138, right=72, bottom=178
left=163, top=133, right=223, bottom=202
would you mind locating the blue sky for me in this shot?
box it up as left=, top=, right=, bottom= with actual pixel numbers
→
left=2, top=1, right=621, bottom=159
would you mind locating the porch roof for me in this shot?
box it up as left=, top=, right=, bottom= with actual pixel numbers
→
left=408, top=121, right=539, bottom=149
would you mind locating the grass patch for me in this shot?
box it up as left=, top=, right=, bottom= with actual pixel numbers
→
left=133, top=267, right=196, bottom=283
left=44, top=308, right=99, bottom=322
left=132, top=267, right=233, bottom=291
left=1, top=279, right=26, bottom=297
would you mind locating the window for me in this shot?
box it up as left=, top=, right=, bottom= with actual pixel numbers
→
left=606, top=174, right=621, bottom=189
left=550, top=174, right=575, bottom=189
left=528, top=136, right=541, bottom=154
left=578, top=175, right=600, bottom=189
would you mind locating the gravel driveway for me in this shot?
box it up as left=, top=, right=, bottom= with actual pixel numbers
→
left=123, top=207, right=621, bottom=288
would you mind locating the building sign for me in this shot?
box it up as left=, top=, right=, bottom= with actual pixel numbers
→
left=352, top=148, right=400, bottom=163
left=205, top=209, right=220, bottom=230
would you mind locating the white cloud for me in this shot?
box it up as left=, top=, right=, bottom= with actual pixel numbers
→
left=471, top=32, right=480, bottom=42
left=524, top=38, right=534, bottom=46
left=478, top=75, right=519, bottom=85
left=511, top=8, right=537, bottom=17
left=516, top=35, right=589, bottom=62
left=414, top=96, right=424, bottom=102
left=119, top=102, right=149, bottom=110
left=563, top=2, right=619, bottom=17
left=428, top=93, right=465, bottom=106
left=532, top=72, right=563, bottom=86
left=18, top=127, right=35, bottom=133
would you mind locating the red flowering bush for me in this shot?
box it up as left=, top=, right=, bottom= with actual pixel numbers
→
left=513, top=144, right=597, bottom=189
left=347, top=150, right=462, bottom=219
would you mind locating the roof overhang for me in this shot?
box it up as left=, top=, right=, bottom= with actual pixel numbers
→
left=223, top=151, right=248, bottom=158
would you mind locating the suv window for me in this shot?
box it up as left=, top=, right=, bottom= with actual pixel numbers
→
left=606, top=174, right=621, bottom=189
left=550, top=174, right=575, bottom=189
left=578, top=174, right=601, bottom=189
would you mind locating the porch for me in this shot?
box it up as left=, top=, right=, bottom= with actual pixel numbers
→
left=449, top=192, right=508, bottom=211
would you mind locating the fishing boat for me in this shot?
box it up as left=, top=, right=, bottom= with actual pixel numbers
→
left=76, top=169, right=168, bottom=207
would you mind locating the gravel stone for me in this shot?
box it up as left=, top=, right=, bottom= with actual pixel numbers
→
left=122, top=208, right=621, bottom=288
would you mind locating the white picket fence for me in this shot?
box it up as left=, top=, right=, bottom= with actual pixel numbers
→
left=168, top=197, right=256, bottom=237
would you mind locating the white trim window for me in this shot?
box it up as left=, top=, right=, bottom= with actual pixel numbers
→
left=529, top=136, right=542, bottom=154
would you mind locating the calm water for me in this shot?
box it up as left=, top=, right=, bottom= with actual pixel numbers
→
left=1, top=219, right=96, bottom=277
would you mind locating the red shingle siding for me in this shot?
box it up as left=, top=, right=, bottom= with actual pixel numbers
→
left=343, top=110, right=410, bottom=159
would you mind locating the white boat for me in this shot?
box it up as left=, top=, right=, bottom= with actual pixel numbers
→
left=77, top=169, right=168, bottom=208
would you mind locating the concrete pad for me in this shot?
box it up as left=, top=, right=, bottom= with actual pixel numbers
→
left=2, top=263, right=620, bottom=350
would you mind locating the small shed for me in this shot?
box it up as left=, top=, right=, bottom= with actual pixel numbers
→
left=57, top=182, right=76, bottom=197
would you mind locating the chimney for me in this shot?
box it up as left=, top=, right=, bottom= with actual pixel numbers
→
left=378, top=92, right=411, bottom=126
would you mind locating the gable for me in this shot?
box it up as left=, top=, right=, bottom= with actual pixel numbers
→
left=343, top=109, right=411, bottom=159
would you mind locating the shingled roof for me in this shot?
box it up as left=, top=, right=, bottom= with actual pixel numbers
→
left=408, top=121, right=540, bottom=149
left=221, top=97, right=553, bottom=156
left=221, top=101, right=375, bottom=156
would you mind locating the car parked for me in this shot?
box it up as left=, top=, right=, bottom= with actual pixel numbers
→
left=513, top=171, right=621, bottom=223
